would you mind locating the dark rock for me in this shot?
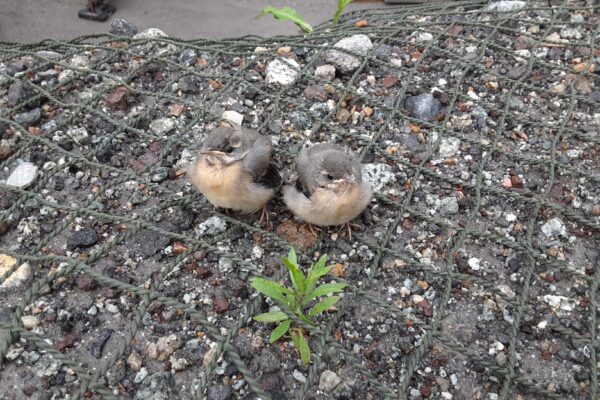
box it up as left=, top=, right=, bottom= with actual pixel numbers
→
left=77, top=275, right=97, bottom=291
left=110, top=19, right=138, bottom=37
left=303, top=85, right=327, bottom=102
left=574, top=370, right=589, bottom=382
left=88, top=328, right=113, bottom=359
left=260, top=373, right=280, bottom=391
left=208, top=384, right=232, bottom=400
left=590, top=91, right=600, bottom=102
left=150, top=167, right=169, bottom=183
left=268, top=119, right=283, bottom=133
left=374, top=44, right=393, bottom=60
left=0, top=146, right=14, bottom=161
left=507, top=66, right=527, bottom=80
left=67, top=227, right=99, bottom=251
left=14, top=108, right=41, bottom=127
left=256, top=347, right=280, bottom=373
left=179, top=76, right=201, bottom=93
left=213, top=293, right=229, bottom=313
left=130, top=229, right=170, bottom=257
left=7, top=81, right=36, bottom=106
left=179, top=49, right=197, bottom=66
left=293, top=47, right=308, bottom=58
left=134, top=372, right=175, bottom=400
left=382, top=76, right=398, bottom=88
left=105, top=86, right=130, bottom=110
left=404, top=93, right=442, bottom=122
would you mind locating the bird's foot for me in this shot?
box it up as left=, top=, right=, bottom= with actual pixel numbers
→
left=258, top=206, right=269, bottom=225
left=303, top=223, right=322, bottom=238
left=339, top=222, right=361, bottom=240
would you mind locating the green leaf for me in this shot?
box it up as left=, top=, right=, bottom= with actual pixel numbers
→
left=308, top=296, right=340, bottom=317
left=303, top=283, right=347, bottom=305
left=250, top=277, right=293, bottom=305
left=260, top=6, right=313, bottom=33
left=290, top=329, right=311, bottom=365
left=282, top=256, right=307, bottom=295
left=287, top=248, right=297, bottom=266
left=333, top=0, right=353, bottom=24
left=269, top=319, right=292, bottom=342
left=306, top=255, right=329, bottom=293
left=254, top=311, right=289, bottom=323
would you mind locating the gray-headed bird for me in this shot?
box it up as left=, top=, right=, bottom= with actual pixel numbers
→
left=283, top=143, right=372, bottom=238
left=189, top=126, right=279, bottom=222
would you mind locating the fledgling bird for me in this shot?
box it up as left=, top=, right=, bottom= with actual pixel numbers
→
left=189, top=126, right=279, bottom=221
left=283, top=143, right=372, bottom=238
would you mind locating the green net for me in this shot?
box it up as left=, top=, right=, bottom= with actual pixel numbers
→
left=1, top=1, right=599, bottom=399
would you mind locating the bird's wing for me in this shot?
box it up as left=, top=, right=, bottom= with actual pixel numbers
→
left=240, top=130, right=271, bottom=180
left=295, top=146, right=317, bottom=194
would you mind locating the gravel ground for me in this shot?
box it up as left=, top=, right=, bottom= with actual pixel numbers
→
left=1, top=1, right=600, bottom=399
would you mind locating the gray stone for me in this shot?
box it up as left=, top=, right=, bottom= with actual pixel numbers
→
left=150, top=118, right=175, bottom=136
left=324, top=34, right=373, bottom=73
left=404, top=93, right=443, bottom=122
left=34, top=354, right=62, bottom=377
left=134, top=367, right=148, bottom=383
left=560, top=28, right=582, bottom=40
left=440, top=197, right=459, bottom=214
left=7, top=81, right=36, bottom=106
left=150, top=167, right=169, bottom=183
left=88, top=328, right=113, bottom=359
left=541, top=218, right=566, bottom=237
left=290, top=111, right=311, bottom=130
left=134, top=372, right=175, bottom=400
left=110, top=19, right=138, bottom=37
left=179, top=49, right=197, bottom=66
left=14, top=108, right=41, bottom=127
left=178, top=76, right=202, bottom=93
left=36, top=50, right=63, bottom=59
left=0, top=254, right=32, bottom=291
left=362, top=163, right=395, bottom=192
left=67, top=227, right=99, bottom=251
left=319, top=370, right=341, bottom=392
left=438, top=137, right=461, bottom=158
left=257, top=348, right=280, bottom=373
left=194, top=216, right=227, bottom=237
left=66, top=126, right=89, bottom=144
left=315, top=64, right=336, bottom=81
left=208, top=384, right=232, bottom=400
left=266, top=58, right=300, bottom=86
left=6, top=162, right=37, bottom=188
left=485, top=1, right=526, bottom=12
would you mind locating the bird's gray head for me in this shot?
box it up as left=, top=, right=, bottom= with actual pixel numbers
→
left=200, top=127, right=248, bottom=166
left=315, top=150, right=359, bottom=192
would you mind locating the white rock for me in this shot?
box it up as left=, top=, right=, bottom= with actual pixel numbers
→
left=319, top=370, right=341, bottom=392
left=362, top=163, right=396, bottom=192
left=21, top=315, right=39, bottom=330
left=222, top=110, right=244, bottom=128
left=293, top=369, right=307, bottom=383
left=542, top=295, right=576, bottom=311
left=149, top=118, right=175, bottom=136
left=252, top=245, right=263, bottom=259
left=134, top=28, right=168, bottom=39
left=468, top=257, right=481, bottom=271
left=439, top=137, right=461, bottom=157
left=485, top=1, right=526, bottom=12
left=58, top=69, right=74, bottom=84
left=194, top=216, right=227, bottom=237
left=66, top=126, right=89, bottom=144
left=0, top=254, right=32, bottom=290
left=497, top=284, right=515, bottom=298
left=315, top=64, right=336, bottom=81
left=439, top=197, right=459, bottom=214
left=413, top=32, right=433, bottom=43
left=441, top=392, right=453, bottom=400
left=541, top=218, right=565, bottom=237
left=266, top=58, right=300, bottom=86
left=6, top=162, right=37, bottom=188
left=134, top=367, right=148, bottom=383
left=106, top=303, right=119, bottom=313
left=324, top=34, right=373, bottom=73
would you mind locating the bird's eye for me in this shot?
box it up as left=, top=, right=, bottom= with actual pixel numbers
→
left=326, top=174, right=334, bottom=180
left=225, top=146, right=234, bottom=153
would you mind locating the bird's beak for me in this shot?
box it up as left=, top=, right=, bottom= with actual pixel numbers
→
left=334, top=174, right=356, bottom=185
left=200, top=150, right=247, bottom=165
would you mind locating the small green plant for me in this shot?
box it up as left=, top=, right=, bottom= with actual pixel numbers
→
left=259, top=1, right=354, bottom=34
left=333, top=0, right=354, bottom=25
left=259, top=6, right=313, bottom=33
left=250, top=248, right=346, bottom=365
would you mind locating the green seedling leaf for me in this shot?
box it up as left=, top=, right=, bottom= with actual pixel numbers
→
left=291, top=328, right=311, bottom=365
left=254, top=311, right=289, bottom=323
left=306, top=255, right=329, bottom=292
left=287, top=248, right=298, bottom=266
left=260, top=6, right=313, bottom=33
left=250, top=277, right=293, bottom=305
left=303, top=282, right=347, bottom=305
left=333, top=0, right=353, bottom=24
left=282, top=256, right=307, bottom=295
left=308, top=296, right=340, bottom=317
left=270, top=319, right=292, bottom=342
